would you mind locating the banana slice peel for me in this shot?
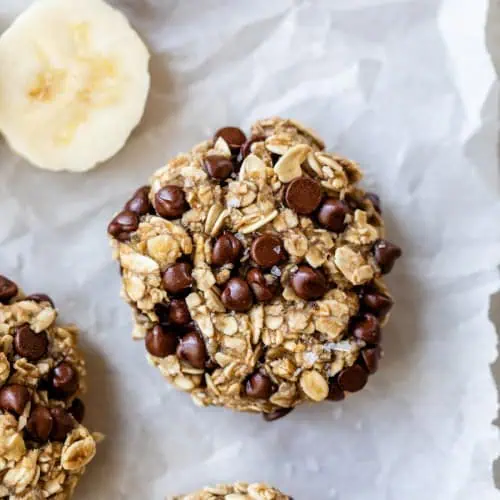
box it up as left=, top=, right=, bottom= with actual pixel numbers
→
left=0, top=0, right=151, bottom=172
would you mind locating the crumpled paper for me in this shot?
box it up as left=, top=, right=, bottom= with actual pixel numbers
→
left=0, top=0, right=499, bottom=499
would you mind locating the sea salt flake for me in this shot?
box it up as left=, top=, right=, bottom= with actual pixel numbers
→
left=270, top=266, right=282, bottom=277
left=324, top=340, right=353, bottom=352
left=303, top=351, right=318, bottom=366
left=227, top=198, right=241, bottom=208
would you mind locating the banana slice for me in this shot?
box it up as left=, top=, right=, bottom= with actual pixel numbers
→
left=0, top=0, right=150, bottom=172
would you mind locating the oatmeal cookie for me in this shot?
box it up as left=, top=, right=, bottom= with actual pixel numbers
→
left=172, top=481, right=291, bottom=499
left=0, top=276, right=101, bottom=498
left=108, top=118, right=402, bottom=417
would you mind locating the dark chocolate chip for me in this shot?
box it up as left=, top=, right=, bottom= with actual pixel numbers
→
left=163, top=263, right=193, bottom=295
left=361, top=346, right=382, bottom=374
left=262, top=407, right=294, bottom=422
left=285, top=177, right=322, bottom=215
left=183, top=321, right=198, bottom=333
left=374, top=239, right=402, bottom=274
left=239, top=135, right=265, bottom=161
left=49, top=407, right=76, bottom=441
left=176, top=331, right=207, bottom=369
left=0, top=276, right=18, bottom=304
left=337, top=365, right=368, bottom=392
left=245, top=372, right=273, bottom=399
left=362, top=290, right=393, bottom=317
left=211, top=232, right=243, bottom=266
left=25, top=294, right=54, bottom=307
left=69, top=398, right=86, bottom=423
left=327, top=380, right=345, bottom=401
left=221, top=277, right=253, bottom=312
left=365, top=192, right=381, bottom=213
left=51, top=362, right=79, bottom=398
left=290, top=265, right=328, bottom=301
left=205, top=358, right=219, bottom=371
left=155, top=186, right=187, bottom=219
left=246, top=268, right=276, bottom=302
left=145, top=325, right=177, bottom=358
left=317, top=199, right=350, bottom=233
left=250, top=234, right=286, bottom=268
left=27, top=405, right=53, bottom=442
left=0, top=384, right=30, bottom=415
left=168, top=299, right=191, bottom=326
left=125, top=186, right=151, bottom=215
left=14, top=325, right=48, bottom=361
left=352, top=313, right=381, bottom=344
left=107, top=210, right=139, bottom=241
left=204, top=155, right=234, bottom=181
left=214, top=126, right=247, bottom=152
left=154, top=302, right=170, bottom=325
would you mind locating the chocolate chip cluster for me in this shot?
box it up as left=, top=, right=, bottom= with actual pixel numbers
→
left=108, top=117, right=401, bottom=418
left=0, top=276, right=98, bottom=497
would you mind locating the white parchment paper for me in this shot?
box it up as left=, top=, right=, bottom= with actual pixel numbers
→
left=1, top=0, right=499, bottom=499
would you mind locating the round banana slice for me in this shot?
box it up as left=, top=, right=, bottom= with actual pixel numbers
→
left=0, top=0, right=150, bottom=172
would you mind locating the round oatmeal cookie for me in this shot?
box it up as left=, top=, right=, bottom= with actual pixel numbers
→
left=0, top=276, right=101, bottom=499
left=108, top=117, right=402, bottom=418
left=172, top=481, right=291, bottom=499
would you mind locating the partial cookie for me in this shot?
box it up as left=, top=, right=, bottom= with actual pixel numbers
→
left=0, top=0, right=150, bottom=172
left=172, top=482, right=291, bottom=500
left=108, top=117, right=402, bottom=417
left=0, top=275, right=101, bottom=499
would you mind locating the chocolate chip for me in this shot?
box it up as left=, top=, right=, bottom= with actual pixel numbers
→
left=69, top=398, right=85, bottom=423
left=262, top=407, right=294, bottom=422
left=49, top=408, right=76, bottom=441
left=25, top=294, right=54, bottom=307
left=239, top=135, right=265, bottom=161
left=168, top=299, right=191, bottom=326
left=211, top=232, right=243, bottom=266
left=285, top=177, right=322, bottom=215
left=246, top=269, right=276, bottom=302
left=221, top=277, right=253, bottom=312
left=362, top=290, right=393, bottom=317
left=155, top=186, right=187, bottom=219
left=204, top=155, right=234, bottom=181
left=125, top=185, right=151, bottom=215
left=352, top=313, right=381, bottom=344
left=14, top=325, right=48, bottom=361
left=361, top=347, right=382, bottom=374
left=27, top=405, right=53, bottom=441
left=214, top=126, right=247, bottom=152
left=245, top=372, right=273, bottom=399
left=0, top=384, right=30, bottom=415
left=176, top=331, right=207, bottom=369
left=163, top=263, right=193, bottom=295
left=327, top=380, right=345, bottom=401
left=145, top=325, right=177, bottom=358
left=107, top=210, right=139, bottom=241
left=205, top=359, right=219, bottom=371
left=154, top=302, right=170, bottom=325
left=337, top=365, right=368, bottom=392
left=0, top=275, right=18, bottom=303
left=250, top=234, right=286, bottom=268
left=290, top=266, right=328, bottom=301
left=374, top=239, right=402, bottom=274
left=50, top=362, right=79, bottom=398
left=365, top=192, right=381, bottom=213
left=317, top=199, right=349, bottom=232
left=183, top=321, right=198, bottom=332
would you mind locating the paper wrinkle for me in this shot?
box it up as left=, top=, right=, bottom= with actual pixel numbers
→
left=0, top=0, right=498, bottom=499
